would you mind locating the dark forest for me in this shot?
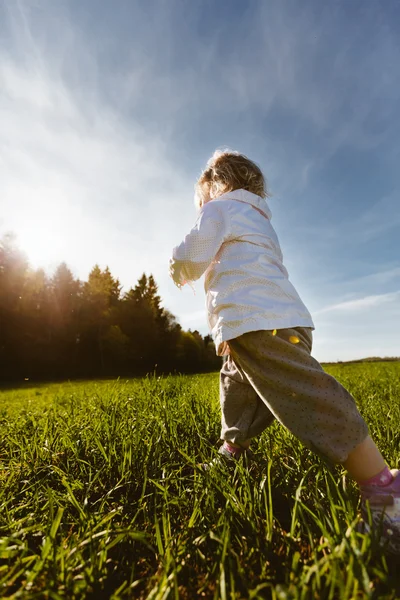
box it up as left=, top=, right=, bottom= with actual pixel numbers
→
left=0, top=234, right=220, bottom=382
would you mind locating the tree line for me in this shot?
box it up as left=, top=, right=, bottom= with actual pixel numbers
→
left=0, top=234, right=220, bottom=382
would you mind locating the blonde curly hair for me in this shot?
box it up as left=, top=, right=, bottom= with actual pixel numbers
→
left=194, top=149, right=269, bottom=209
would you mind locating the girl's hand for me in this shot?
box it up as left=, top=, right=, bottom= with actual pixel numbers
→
left=219, top=341, right=230, bottom=356
left=169, top=258, right=175, bottom=279
left=169, top=259, right=187, bottom=287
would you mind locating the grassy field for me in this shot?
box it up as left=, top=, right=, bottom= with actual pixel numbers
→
left=1, top=362, right=400, bottom=599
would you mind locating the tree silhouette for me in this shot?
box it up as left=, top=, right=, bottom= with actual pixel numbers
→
left=81, top=266, right=122, bottom=372
left=0, top=235, right=220, bottom=381
left=0, top=234, right=30, bottom=379
left=49, top=263, right=81, bottom=375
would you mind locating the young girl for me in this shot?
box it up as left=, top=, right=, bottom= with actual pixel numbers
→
left=169, top=149, right=400, bottom=553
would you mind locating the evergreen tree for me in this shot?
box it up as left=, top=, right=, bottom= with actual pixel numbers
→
left=0, top=234, right=30, bottom=378
left=120, top=274, right=160, bottom=372
left=49, top=263, right=81, bottom=375
left=81, top=265, right=122, bottom=372
left=0, top=235, right=221, bottom=380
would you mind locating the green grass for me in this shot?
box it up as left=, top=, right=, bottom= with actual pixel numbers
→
left=1, top=362, right=400, bottom=599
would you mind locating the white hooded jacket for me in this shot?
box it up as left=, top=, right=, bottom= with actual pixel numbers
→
left=170, top=189, right=314, bottom=354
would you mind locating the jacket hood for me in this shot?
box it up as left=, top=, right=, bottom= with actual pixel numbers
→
left=216, top=189, right=272, bottom=220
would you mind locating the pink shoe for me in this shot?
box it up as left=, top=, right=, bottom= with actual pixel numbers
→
left=199, top=444, right=254, bottom=472
left=360, top=469, right=400, bottom=554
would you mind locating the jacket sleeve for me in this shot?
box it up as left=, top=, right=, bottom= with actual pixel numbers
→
left=170, top=201, right=231, bottom=287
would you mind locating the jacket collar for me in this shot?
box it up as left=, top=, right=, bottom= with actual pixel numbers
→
left=216, top=189, right=272, bottom=220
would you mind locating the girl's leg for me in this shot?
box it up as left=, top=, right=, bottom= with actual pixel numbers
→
left=228, top=328, right=400, bottom=553
left=219, top=353, right=275, bottom=457
left=350, top=437, right=400, bottom=554
left=227, top=327, right=370, bottom=465
left=343, top=435, right=387, bottom=482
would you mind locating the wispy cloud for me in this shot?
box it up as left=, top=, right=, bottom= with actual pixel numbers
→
left=0, top=1, right=195, bottom=292
left=350, top=267, right=400, bottom=287
left=314, top=291, right=400, bottom=316
left=312, top=289, right=400, bottom=361
left=357, top=192, right=400, bottom=241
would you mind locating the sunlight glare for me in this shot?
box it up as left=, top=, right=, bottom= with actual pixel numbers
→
left=10, top=186, right=80, bottom=270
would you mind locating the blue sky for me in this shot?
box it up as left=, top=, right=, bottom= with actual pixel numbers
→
left=1, top=0, right=399, bottom=361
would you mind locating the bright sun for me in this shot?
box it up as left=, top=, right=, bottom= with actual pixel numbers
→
left=17, top=221, right=67, bottom=269
left=8, top=186, right=82, bottom=270
left=13, top=194, right=76, bottom=270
